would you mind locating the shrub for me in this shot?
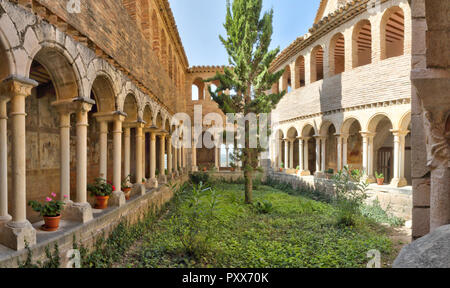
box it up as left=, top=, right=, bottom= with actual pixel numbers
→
left=189, top=172, right=210, bottom=185
left=253, top=200, right=273, bottom=214
left=361, top=199, right=405, bottom=227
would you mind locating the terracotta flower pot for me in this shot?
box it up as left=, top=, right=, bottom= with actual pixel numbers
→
left=377, top=178, right=385, bottom=185
left=95, top=195, right=110, bottom=209
left=43, top=215, right=61, bottom=232
left=203, top=167, right=207, bottom=172
left=279, top=168, right=283, bottom=172
left=123, top=187, right=132, bottom=201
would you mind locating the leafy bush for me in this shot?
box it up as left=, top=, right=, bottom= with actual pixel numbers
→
left=253, top=200, right=273, bottom=214
left=361, top=200, right=405, bottom=227
left=87, top=178, right=115, bottom=197
left=189, top=172, right=210, bottom=185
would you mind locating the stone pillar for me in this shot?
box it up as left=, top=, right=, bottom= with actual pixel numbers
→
left=284, top=139, right=289, bottom=169
left=226, top=146, right=229, bottom=168
left=321, top=137, right=326, bottom=172
left=315, top=137, right=321, bottom=176
left=361, top=132, right=376, bottom=183
left=367, top=133, right=375, bottom=183
left=142, top=131, right=146, bottom=180
left=289, top=140, right=294, bottom=169
left=159, top=134, right=167, bottom=183
left=298, top=138, right=304, bottom=174
left=110, top=114, right=125, bottom=207
left=336, top=135, right=342, bottom=172
left=178, top=141, right=182, bottom=171
left=192, top=138, right=198, bottom=172
left=0, top=77, right=38, bottom=250
left=135, top=123, right=144, bottom=184
left=0, top=96, right=11, bottom=225
left=167, top=136, right=173, bottom=175
left=391, top=130, right=408, bottom=187
left=149, top=132, right=158, bottom=188
left=173, top=140, right=178, bottom=175
left=342, top=135, right=348, bottom=167
left=98, top=120, right=108, bottom=179
left=303, top=137, right=310, bottom=175
left=123, top=127, right=131, bottom=181
left=362, top=132, right=369, bottom=177
left=53, top=105, right=72, bottom=201
left=278, top=138, right=283, bottom=168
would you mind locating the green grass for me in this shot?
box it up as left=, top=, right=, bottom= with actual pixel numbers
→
left=116, top=183, right=394, bottom=268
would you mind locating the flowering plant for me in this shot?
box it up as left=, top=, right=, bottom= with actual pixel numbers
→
left=121, top=174, right=132, bottom=190
left=87, top=178, right=115, bottom=197
left=28, top=193, right=66, bottom=217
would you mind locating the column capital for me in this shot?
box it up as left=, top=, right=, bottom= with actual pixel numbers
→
left=0, top=76, right=38, bottom=100
left=360, top=131, right=376, bottom=138
left=390, top=129, right=410, bottom=137
left=314, top=135, right=326, bottom=140
left=74, top=97, right=95, bottom=113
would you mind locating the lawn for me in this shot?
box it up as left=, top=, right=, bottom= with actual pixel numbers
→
left=99, top=181, right=396, bottom=268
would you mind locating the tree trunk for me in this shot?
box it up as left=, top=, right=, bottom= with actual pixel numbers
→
left=245, top=167, right=253, bottom=204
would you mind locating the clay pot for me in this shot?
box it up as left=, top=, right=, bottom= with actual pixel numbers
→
left=230, top=168, right=235, bottom=172
left=43, top=215, right=61, bottom=232
left=203, top=167, right=207, bottom=172
left=279, top=168, right=283, bottom=172
left=123, top=187, right=132, bottom=201
left=95, top=195, right=110, bottom=209
left=377, top=178, right=385, bottom=185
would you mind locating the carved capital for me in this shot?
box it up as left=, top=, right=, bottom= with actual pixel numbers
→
left=422, top=111, right=450, bottom=169
left=0, top=76, right=38, bottom=100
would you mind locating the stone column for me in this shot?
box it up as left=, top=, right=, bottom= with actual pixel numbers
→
left=278, top=138, right=283, bottom=168
left=54, top=105, right=72, bottom=201
left=289, top=140, right=294, bottom=169
left=390, top=130, right=408, bottom=187
left=149, top=132, right=158, bottom=188
left=0, top=77, right=37, bottom=250
left=123, top=127, right=131, bottom=181
left=321, top=137, right=326, bottom=172
left=0, top=97, right=11, bottom=224
left=342, top=134, right=348, bottom=167
left=298, top=138, right=304, bottom=175
left=159, top=134, right=167, bottom=183
left=192, top=138, right=198, bottom=172
left=362, top=132, right=369, bottom=177
left=336, top=135, right=342, bottom=172
left=173, top=140, right=178, bottom=175
left=226, top=146, right=229, bottom=168
left=135, top=123, right=144, bottom=185
left=367, top=133, right=375, bottom=183
left=72, top=100, right=94, bottom=222
left=315, top=137, right=321, bottom=175
left=110, top=114, right=125, bottom=207
left=284, top=139, right=289, bottom=169
left=142, top=131, right=146, bottom=180
left=98, top=120, right=108, bottom=179
left=303, top=137, right=310, bottom=175
left=361, top=132, right=375, bottom=182
left=178, top=141, right=182, bottom=172
left=167, top=136, right=173, bottom=175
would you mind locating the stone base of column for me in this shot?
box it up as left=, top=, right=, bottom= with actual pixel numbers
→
left=299, top=170, right=311, bottom=176
left=158, top=175, right=167, bottom=184
left=109, top=191, right=126, bottom=207
left=0, top=220, right=36, bottom=251
left=0, top=215, right=12, bottom=228
left=390, top=178, right=408, bottom=188
left=133, top=184, right=146, bottom=196
left=192, top=166, right=198, bottom=172
left=62, top=202, right=93, bottom=223
left=149, top=178, right=158, bottom=188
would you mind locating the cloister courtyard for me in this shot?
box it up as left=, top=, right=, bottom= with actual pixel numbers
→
left=0, top=0, right=448, bottom=269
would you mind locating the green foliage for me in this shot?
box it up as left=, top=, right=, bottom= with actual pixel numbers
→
left=189, top=172, right=210, bottom=185
left=18, top=242, right=60, bottom=268
left=87, top=178, right=114, bottom=197
left=361, top=200, right=405, bottom=227
left=326, top=168, right=334, bottom=174
left=28, top=194, right=65, bottom=217
left=121, top=174, right=132, bottom=190
left=332, top=166, right=369, bottom=227
left=375, top=171, right=384, bottom=179
left=253, top=199, right=273, bottom=214
left=280, top=163, right=284, bottom=168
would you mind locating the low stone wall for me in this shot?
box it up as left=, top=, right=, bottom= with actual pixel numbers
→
left=208, top=171, right=265, bottom=182
left=268, top=171, right=412, bottom=220
left=0, top=175, right=188, bottom=268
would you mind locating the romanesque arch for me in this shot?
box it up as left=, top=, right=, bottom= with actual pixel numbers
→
left=192, top=77, right=204, bottom=101
left=0, top=31, right=12, bottom=81
left=320, top=121, right=337, bottom=172
left=380, top=6, right=405, bottom=60
left=329, top=33, right=345, bottom=75
left=301, top=124, right=317, bottom=174
left=286, top=127, right=299, bottom=169
left=282, top=65, right=292, bottom=92
left=90, top=74, right=117, bottom=113
left=310, top=45, right=324, bottom=82
left=295, top=55, right=305, bottom=88
left=352, top=19, right=372, bottom=68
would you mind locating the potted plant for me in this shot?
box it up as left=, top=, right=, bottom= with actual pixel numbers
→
left=202, top=166, right=207, bottom=172
left=156, top=169, right=160, bottom=176
left=296, top=165, right=300, bottom=174
left=142, top=178, right=146, bottom=184
left=230, top=162, right=236, bottom=172
left=28, top=193, right=66, bottom=231
left=375, top=171, right=385, bottom=185
left=279, top=163, right=284, bottom=172
left=326, top=168, right=334, bottom=179
left=87, top=178, right=114, bottom=209
left=121, top=174, right=132, bottom=201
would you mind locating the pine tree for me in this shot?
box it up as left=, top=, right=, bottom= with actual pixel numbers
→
left=207, top=0, right=285, bottom=204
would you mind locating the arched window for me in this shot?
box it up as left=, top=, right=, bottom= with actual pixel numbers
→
left=330, top=33, right=345, bottom=75
left=352, top=20, right=372, bottom=68
left=381, top=7, right=405, bottom=60
left=295, top=55, right=305, bottom=88
left=192, top=78, right=204, bottom=101
left=282, top=65, right=292, bottom=92
left=311, top=45, right=324, bottom=82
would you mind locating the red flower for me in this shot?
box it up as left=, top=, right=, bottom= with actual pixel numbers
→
left=112, top=185, right=116, bottom=191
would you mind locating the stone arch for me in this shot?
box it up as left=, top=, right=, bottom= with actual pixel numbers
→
left=123, top=93, right=139, bottom=123
left=319, top=120, right=335, bottom=136
left=142, top=105, right=153, bottom=126
left=352, top=19, right=372, bottom=68
left=367, top=113, right=394, bottom=133
left=329, top=32, right=345, bottom=75
left=398, top=111, right=411, bottom=131
left=90, top=73, right=117, bottom=113
left=151, top=10, right=160, bottom=56
left=310, top=45, right=324, bottom=82
left=380, top=6, right=405, bottom=60
left=155, top=110, right=164, bottom=129
left=301, top=123, right=317, bottom=174
left=294, top=55, right=305, bottom=88
left=282, top=65, right=292, bottom=92
left=28, top=46, right=81, bottom=100
left=192, top=77, right=204, bottom=101
left=341, top=117, right=363, bottom=134
left=368, top=114, right=395, bottom=183
left=0, top=25, right=15, bottom=80
left=286, top=127, right=299, bottom=169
